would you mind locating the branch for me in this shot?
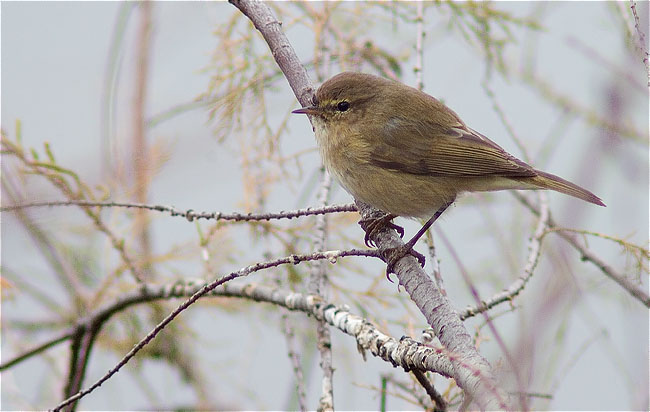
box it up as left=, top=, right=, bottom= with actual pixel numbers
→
left=281, top=313, right=307, bottom=412
left=0, top=330, right=73, bottom=370
left=308, top=169, right=335, bottom=411
left=9, top=276, right=461, bottom=407
left=1, top=200, right=358, bottom=222
left=412, top=369, right=447, bottom=411
left=355, top=201, right=510, bottom=410
left=63, top=325, right=101, bottom=412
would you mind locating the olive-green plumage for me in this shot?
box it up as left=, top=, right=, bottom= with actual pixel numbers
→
left=293, top=72, right=604, bottom=218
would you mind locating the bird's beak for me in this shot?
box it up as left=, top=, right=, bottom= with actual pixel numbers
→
left=292, top=105, right=320, bottom=115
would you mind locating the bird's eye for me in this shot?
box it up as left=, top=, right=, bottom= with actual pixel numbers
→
left=337, top=101, right=350, bottom=112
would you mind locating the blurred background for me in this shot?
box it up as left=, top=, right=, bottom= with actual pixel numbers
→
left=2, top=2, right=648, bottom=410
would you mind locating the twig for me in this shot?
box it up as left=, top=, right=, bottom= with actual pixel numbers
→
left=63, top=325, right=100, bottom=412
left=309, top=168, right=335, bottom=411
left=0, top=330, right=72, bottom=371
left=425, top=229, right=446, bottom=294
left=412, top=369, right=447, bottom=412
left=281, top=313, right=307, bottom=412
left=2, top=200, right=358, bottom=222
left=629, top=1, right=650, bottom=87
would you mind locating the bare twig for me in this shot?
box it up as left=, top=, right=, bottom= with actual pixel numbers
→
left=63, top=325, right=101, bottom=412
left=629, top=1, right=650, bottom=87
left=309, top=17, right=336, bottom=408
left=281, top=313, right=307, bottom=412
left=0, top=330, right=72, bottom=371
left=412, top=369, right=447, bottom=412
left=309, top=168, right=335, bottom=411
left=2, top=200, right=358, bottom=222
left=15, top=274, right=521, bottom=412
left=425, top=229, right=446, bottom=294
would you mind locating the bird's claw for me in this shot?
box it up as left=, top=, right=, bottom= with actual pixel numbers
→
left=359, top=214, right=402, bottom=247
left=383, top=245, right=426, bottom=280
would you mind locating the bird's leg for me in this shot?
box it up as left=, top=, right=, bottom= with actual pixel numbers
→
left=358, top=213, right=403, bottom=247
left=384, top=201, right=453, bottom=276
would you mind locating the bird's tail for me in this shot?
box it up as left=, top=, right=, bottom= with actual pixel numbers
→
left=514, top=170, right=605, bottom=206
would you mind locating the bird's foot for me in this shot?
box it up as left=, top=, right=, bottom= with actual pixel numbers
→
left=383, top=245, right=426, bottom=280
left=358, top=214, right=402, bottom=247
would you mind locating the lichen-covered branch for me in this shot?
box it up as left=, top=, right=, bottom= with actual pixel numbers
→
left=50, top=249, right=376, bottom=411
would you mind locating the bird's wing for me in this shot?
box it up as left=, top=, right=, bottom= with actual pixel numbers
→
left=368, top=116, right=537, bottom=178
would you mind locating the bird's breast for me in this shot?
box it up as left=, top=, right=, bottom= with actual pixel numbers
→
left=313, top=120, right=456, bottom=217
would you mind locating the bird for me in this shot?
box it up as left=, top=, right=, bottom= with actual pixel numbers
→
left=293, top=72, right=604, bottom=275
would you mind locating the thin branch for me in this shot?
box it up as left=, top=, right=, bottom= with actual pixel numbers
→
left=0, top=330, right=73, bottom=370
left=63, top=325, right=101, bottom=412
left=629, top=0, right=650, bottom=87
left=281, top=313, right=307, bottom=412
left=15, top=276, right=510, bottom=412
left=309, top=18, right=336, bottom=407
left=412, top=369, right=447, bottom=412
left=425, top=229, right=446, bottom=295
left=309, top=168, right=335, bottom=411
left=2, top=200, right=358, bottom=222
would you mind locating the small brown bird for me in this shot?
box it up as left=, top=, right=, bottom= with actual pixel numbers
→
left=293, top=72, right=604, bottom=273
